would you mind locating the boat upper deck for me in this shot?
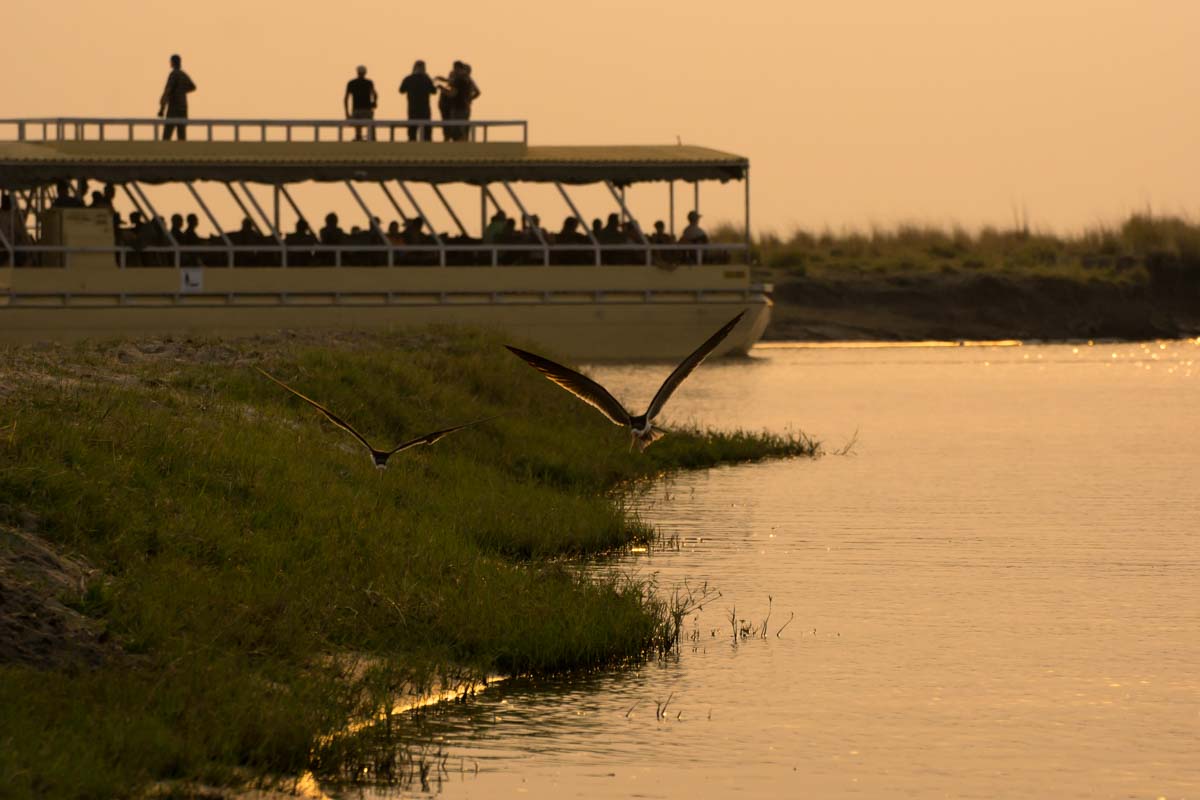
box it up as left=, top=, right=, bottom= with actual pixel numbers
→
left=0, top=118, right=748, bottom=187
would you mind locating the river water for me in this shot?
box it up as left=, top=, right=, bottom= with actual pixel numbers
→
left=372, top=339, right=1200, bottom=799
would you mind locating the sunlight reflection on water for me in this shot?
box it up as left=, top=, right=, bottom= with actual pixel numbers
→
left=360, top=339, right=1200, bottom=799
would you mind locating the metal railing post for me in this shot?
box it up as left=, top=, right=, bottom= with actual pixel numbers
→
left=185, top=182, right=233, bottom=267
left=744, top=166, right=751, bottom=264
left=502, top=181, right=548, bottom=265
left=0, top=222, right=14, bottom=265
left=668, top=181, right=675, bottom=239
left=430, top=184, right=469, bottom=238
left=604, top=180, right=649, bottom=264
left=397, top=181, right=444, bottom=266
left=237, top=181, right=286, bottom=266
left=277, top=185, right=310, bottom=233
left=129, top=181, right=181, bottom=267
left=344, top=180, right=389, bottom=265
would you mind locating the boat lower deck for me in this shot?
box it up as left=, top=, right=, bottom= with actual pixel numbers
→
left=0, top=263, right=769, bottom=359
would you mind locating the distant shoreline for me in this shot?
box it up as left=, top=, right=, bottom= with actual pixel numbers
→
left=763, top=269, right=1198, bottom=342
left=739, top=216, right=1200, bottom=343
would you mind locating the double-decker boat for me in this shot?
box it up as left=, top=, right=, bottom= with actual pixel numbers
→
left=0, top=117, right=768, bottom=359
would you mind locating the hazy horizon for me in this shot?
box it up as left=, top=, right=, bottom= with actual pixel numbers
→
left=5, top=0, right=1198, bottom=234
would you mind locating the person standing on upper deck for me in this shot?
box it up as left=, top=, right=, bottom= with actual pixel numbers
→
left=344, top=66, right=378, bottom=142
left=435, top=62, right=463, bottom=141
left=399, top=61, right=437, bottom=142
left=454, top=64, right=481, bottom=139
left=159, top=54, right=196, bottom=141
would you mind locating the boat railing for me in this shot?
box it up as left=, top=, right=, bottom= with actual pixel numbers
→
left=1, top=241, right=748, bottom=269
left=0, top=117, right=529, bottom=145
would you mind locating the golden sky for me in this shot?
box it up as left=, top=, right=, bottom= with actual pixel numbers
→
left=5, top=0, right=1198, bottom=234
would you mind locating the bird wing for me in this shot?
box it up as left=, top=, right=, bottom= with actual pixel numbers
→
left=505, top=346, right=631, bottom=426
left=256, top=367, right=377, bottom=454
left=645, top=310, right=745, bottom=421
left=385, top=416, right=499, bottom=456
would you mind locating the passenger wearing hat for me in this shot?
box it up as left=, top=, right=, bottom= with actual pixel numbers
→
left=680, top=210, right=708, bottom=244
left=344, top=65, right=378, bottom=141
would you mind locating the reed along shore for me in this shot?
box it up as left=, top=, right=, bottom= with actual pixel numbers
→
left=716, top=215, right=1200, bottom=341
left=0, top=328, right=817, bottom=798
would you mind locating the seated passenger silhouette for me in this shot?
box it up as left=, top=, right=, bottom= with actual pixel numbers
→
left=599, top=213, right=624, bottom=263
left=521, top=214, right=545, bottom=244
left=141, top=216, right=171, bottom=266
left=52, top=179, right=84, bottom=208
left=401, top=218, right=435, bottom=264
left=285, top=219, right=318, bottom=266
left=600, top=213, right=622, bottom=243
left=319, top=213, right=345, bottom=244
left=680, top=211, right=708, bottom=244
left=680, top=211, right=709, bottom=264
left=483, top=210, right=507, bottom=243
left=229, top=217, right=266, bottom=265
left=178, top=213, right=201, bottom=265
left=181, top=213, right=202, bottom=244
left=88, top=183, right=116, bottom=209
left=648, top=220, right=674, bottom=244
left=555, top=217, right=589, bottom=264
left=402, top=218, right=427, bottom=245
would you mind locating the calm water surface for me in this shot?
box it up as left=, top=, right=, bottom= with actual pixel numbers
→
left=370, top=340, right=1200, bottom=799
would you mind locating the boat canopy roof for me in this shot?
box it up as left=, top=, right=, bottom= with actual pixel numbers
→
left=0, top=141, right=748, bottom=188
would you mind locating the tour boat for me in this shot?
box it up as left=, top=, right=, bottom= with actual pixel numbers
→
left=0, top=117, right=769, bottom=359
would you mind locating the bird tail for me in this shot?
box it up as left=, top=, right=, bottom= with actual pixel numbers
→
left=634, top=426, right=668, bottom=452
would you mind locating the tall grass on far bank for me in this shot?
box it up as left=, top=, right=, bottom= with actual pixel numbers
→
left=713, top=213, right=1200, bottom=285
left=0, top=330, right=817, bottom=799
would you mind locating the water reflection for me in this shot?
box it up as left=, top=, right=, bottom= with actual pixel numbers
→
left=354, top=339, right=1200, bottom=799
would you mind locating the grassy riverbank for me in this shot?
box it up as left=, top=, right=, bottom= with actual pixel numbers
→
left=717, top=215, right=1200, bottom=340
left=0, top=329, right=816, bottom=799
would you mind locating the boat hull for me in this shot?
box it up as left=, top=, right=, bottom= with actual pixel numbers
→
left=0, top=264, right=770, bottom=360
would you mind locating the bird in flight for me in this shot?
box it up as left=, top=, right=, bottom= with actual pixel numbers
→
left=505, top=310, right=745, bottom=451
left=257, top=367, right=490, bottom=469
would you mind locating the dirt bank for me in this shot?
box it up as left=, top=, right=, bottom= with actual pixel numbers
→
left=0, top=521, right=113, bottom=670
left=764, top=270, right=1200, bottom=342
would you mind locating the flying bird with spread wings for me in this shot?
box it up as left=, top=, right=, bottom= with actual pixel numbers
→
left=505, top=310, right=745, bottom=451
left=257, top=367, right=491, bottom=469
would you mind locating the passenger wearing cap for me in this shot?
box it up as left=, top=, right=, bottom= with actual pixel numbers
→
left=344, top=65, right=378, bottom=141
left=680, top=210, right=708, bottom=244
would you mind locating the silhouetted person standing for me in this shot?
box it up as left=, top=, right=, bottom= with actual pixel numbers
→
left=344, top=66, right=378, bottom=142
left=455, top=63, right=481, bottom=138
left=159, top=54, right=196, bottom=141
left=435, top=62, right=463, bottom=141
left=399, top=61, right=437, bottom=142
